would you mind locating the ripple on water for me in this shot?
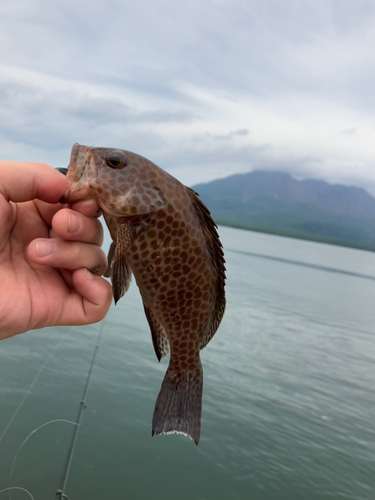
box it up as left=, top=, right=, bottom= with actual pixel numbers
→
left=1, top=227, right=375, bottom=499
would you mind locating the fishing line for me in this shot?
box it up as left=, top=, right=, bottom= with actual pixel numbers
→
left=0, top=487, right=35, bottom=499
left=2, top=318, right=106, bottom=500
left=0, top=334, right=67, bottom=445
left=55, top=319, right=106, bottom=500
left=7, top=419, right=82, bottom=500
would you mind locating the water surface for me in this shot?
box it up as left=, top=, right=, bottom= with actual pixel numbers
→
left=1, top=227, right=374, bottom=499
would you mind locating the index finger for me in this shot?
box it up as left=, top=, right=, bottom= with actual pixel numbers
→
left=0, top=161, right=69, bottom=204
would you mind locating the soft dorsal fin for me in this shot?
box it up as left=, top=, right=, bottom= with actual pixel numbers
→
left=186, top=187, right=226, bottom=349
left=143, top=304, right=170, bottom=361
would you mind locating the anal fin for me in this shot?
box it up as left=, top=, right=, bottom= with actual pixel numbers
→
left=143, top=304, right=170, bottom=361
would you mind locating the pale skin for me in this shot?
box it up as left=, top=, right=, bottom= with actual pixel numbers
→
left=0, top=161, right=113, bottom=340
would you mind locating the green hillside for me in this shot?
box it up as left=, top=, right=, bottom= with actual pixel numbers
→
left=193, top=171, right=375, bottom=251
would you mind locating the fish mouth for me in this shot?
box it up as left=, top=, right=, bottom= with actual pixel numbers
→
left=61, top=143, right=97, bottom=203
left=68, top=143, right=92, bottom=175
left=64, top=183, right=94, bottom=203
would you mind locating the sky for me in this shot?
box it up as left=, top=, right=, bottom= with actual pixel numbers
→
left=1, top=0, right=375, bottom=192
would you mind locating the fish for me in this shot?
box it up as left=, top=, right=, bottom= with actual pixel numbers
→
left=62, top=143, right=226, bottom=444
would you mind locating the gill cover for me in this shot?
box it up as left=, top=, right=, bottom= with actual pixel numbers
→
left=88, top=146, right=166, bottom=217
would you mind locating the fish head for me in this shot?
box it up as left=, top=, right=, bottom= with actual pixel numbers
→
left=65, top=143, right=166, bottom=216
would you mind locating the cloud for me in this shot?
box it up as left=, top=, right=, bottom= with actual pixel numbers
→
left=0, top=0, right=375, bottom=194
left=0, top=67, right=195, bottom=152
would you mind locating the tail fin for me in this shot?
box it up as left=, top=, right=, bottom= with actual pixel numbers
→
left=152, top=364, right=203, bottom=445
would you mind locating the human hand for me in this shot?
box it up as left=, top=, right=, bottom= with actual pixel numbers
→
left=0, top=161, right=113, bottom=340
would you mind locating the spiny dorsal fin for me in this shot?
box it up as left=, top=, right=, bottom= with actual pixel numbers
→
left=143, top=304, right=170, bottom=361
left=186, top=187, right=226, bottom=349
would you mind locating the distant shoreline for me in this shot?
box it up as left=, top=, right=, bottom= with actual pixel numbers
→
left=193, top=170, right=375, bottom=255
left=216, top=220, right=375, bottom=253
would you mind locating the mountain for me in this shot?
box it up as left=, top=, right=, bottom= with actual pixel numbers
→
left=192, top=171, right=375, bottom=251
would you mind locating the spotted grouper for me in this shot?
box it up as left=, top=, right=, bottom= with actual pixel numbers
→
left=63, top=143, right=226, bottom=444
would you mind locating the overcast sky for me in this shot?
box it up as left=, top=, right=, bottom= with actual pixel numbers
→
left=1, top=0, right=375, bottom=192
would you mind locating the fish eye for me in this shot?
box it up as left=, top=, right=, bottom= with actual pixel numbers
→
left=106, top=151, right=128, bottom=169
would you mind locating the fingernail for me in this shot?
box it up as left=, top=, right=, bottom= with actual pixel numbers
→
left=68, top=212, right=81, bottom=233
left=84, top=268, right=95, bottom=280
left=90, top=265, right=101, bottom=274
left=36, top=240, right=53, bottom=257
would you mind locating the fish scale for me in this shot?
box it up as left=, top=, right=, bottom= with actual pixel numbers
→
left=63, top=143, right=226, bottom=444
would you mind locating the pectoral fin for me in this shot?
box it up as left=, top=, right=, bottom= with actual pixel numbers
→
left=104, top=242, right=116, bottom=278
left=112, top=223, right=135, bottom=304
left=112, top=257, right=132, bottom=304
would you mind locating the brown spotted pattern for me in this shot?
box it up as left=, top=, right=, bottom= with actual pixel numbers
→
left=65, top=142, right=226, bottom=398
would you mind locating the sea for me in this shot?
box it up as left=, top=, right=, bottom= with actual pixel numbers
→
left=0, top=226, right=375, bottom=500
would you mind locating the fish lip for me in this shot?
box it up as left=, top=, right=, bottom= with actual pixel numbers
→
left=67, top=143, right=95, bottom=172
left=61, top=144, right=96, bottom=203
left=64, top=182, right=95, bottom=203
left=89, top=150, right=98, bottom=177
left=65, top=142, right=80, bottom=173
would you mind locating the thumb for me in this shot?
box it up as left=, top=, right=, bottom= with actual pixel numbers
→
left=0, top=161, right=69, bottom=204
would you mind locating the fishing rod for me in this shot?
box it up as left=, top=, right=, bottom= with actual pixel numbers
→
left=55, top=320, right=106, bottom=500
left=54, top=165, right=105, bottom=498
